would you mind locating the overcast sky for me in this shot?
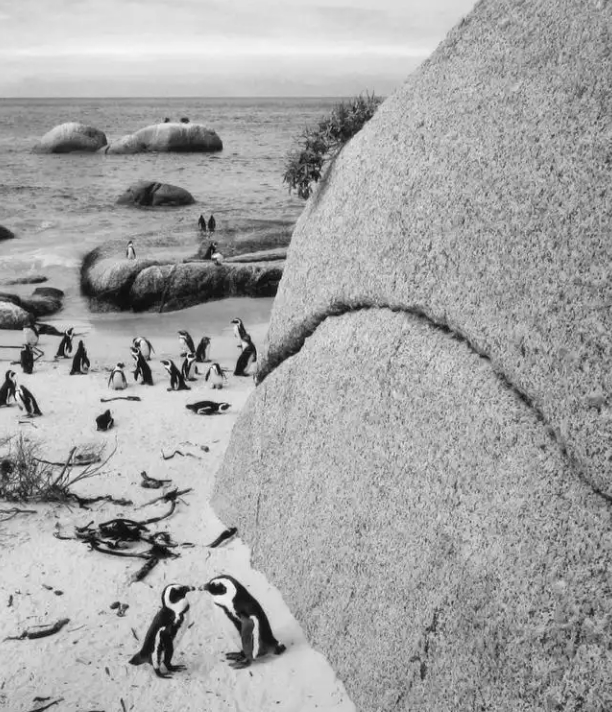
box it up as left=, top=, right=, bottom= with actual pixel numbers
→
left=0, top=0, right=476, bottom=97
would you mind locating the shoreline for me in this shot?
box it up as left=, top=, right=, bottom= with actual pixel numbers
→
left=0, top=308, right=355, bottom=712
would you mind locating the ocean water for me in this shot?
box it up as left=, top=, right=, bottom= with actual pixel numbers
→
left=0, top=96, right=339, bottom=329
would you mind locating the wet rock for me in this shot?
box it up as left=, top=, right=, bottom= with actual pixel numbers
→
left=117, top=180, right=195, bottom=207
left=34, top=122, right=107, bottom=153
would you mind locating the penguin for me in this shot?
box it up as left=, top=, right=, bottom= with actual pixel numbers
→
left=70, top=340, right=90, bottom=375
left=211, top=250, right=224, bottom=266
left=0, top=370, right=17, bottom=407
left=131, top=346, right=154, bottom=386
left=108, top=363, right=127, bottom=390
left=202, top=575, right=286, bottom=669
left=16, top=384, right=42, bottom=417
left=230, top=318, right=248, bottom=344
left=201, top=241, right=217, bottom=260
left=126, top=241, right=136, bottom=260
left=234, top=335, right=257, bottom=377
left=195, top=336, right=211, bottom=363
left=96, top=409, right=114, bottom=431
left=23, top=321, right=44, bottom=359
left=198, top=215, right=207, bottom=233
left=20, top=344, right=34, bottom=374
left=161, top=359, right=190, bottom=391
left=207, top=214, right=216, bottom=233
left=204, top=362, right=226, bottom=390
left=132, top=336, right=155, bottom=361
left=55, top=327, right=74, bottom=359
left=129, top=583, right=195, bottom=679
left=178, top=330, right=196, bottom=357
left=185, top=400, right=231, bottom=415
left=181, top=352, right=198, bottom=382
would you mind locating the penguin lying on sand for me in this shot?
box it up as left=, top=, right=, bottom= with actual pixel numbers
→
left=96, top=409, right=114, bottom=431
left=202, top=575, right=286, bottom=669
left=129, top=583, right=195, bottom=679
left=185, top=400, right=230, bottom=415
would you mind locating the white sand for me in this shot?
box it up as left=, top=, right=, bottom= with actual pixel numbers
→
left=0, top=313, right=355, bottom=712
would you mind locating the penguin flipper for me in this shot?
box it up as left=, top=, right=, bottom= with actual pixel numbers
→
left=239, top=615, right=255, bottom=664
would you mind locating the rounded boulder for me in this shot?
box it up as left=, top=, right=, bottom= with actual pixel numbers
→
left=34, top=122, right=107, bottom=153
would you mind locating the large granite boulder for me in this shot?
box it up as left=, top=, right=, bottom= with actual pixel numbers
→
left=0, top=287, right=64, bottom=328
left=117, top=181, right=195, bottom=207
left=34, top=122, right=107, bottom=153
left=0, top=301, right=31, bottom=329
left=212, top=0, right=612, bottom=709
left=80, top=246, right=284, bottom=311
left=102, top=122, right=223, bottom=154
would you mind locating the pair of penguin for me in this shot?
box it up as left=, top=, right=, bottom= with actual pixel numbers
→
left=230, top=318, right=257, bottom=377
left=0, top=370, right=42, bottom=416
left=130, top=576, right=285, bottom=678
left=198, top=214, right=216, bottom=233
left=70, top=340, right=90, bottom=375
left=178, top=330, right=211, bottom=363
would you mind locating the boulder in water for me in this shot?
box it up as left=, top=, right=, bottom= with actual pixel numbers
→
left=102, top=122, right=222, bottom=154
left=0, top=226, right=15, bottom=241
left=117, top=180, right=195, bottom=207
left=34, top=122, right=107, bottom=153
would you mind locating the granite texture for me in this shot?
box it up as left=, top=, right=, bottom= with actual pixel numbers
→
left=34, top=122, right=107, bottom=153
left=259, top=0, right=612, bottom=498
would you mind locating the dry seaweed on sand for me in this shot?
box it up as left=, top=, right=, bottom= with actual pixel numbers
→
left=207, top=526, right=238, bottom=548
left=4, top=617, right=70, bottom=641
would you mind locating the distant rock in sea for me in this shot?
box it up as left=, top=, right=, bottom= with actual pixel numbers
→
left=33, top=122, right=108, bottom=153
left=0, top=225, right=15, bottom=241
left=0, top=287, right=64, bottom=328
left=117, top=180, right=195, bottom=208
left=101, top=122, right=223, bottom=154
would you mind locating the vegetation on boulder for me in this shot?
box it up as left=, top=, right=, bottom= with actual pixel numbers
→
left=283, top=92, right=383, bottom=200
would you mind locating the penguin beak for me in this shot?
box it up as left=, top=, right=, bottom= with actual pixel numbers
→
left=200, top=583, right=211, bottom=592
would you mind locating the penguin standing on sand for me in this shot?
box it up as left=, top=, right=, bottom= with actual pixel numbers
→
left=16, top=383, right=43, bottom=417
left=230, top=318, right=248, bottom=344
left=23, top=321, right=43, bottom=359
left=185, top=400, right=230, bottom=415
left=234, top=334, right=257, bottom=377
left=55, top=327, right=74, bottom=359
left=131, top=346, right=154, bottom=386
left=70, top=340, right=90, bottom=375
left=178, top=330, right=196, bottom=357
left=204, top=362, right=226, bottom=390
left=161, top=359, right=190, bottom=391
left=207, top=214, right=216, bottom=233
left=132, top=336, right=154, bottom=361
left=126, top=241, right=136, bottom=260
left=96, top=409, right=114, bottom=431
left=129, top=583, right=195, bottom=679
left=20, top=344, right=34, bottom=374
left=108, top=363, right=127, bottom=390
left=181, top=352, right=198, bottom=382
left=198, top=215, right=207, bottom=233
left=195, top=336, right=211, bottom=363
left=0, top=370, right=17, bottom=407
left=202, top=575, right=286, bottom=670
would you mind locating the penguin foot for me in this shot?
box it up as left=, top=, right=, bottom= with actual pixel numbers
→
left=225, top=651, right=246, bottom=661
left=154, top=669, right=171, bottom=679
left=228, top=658, right=252, bottom=670
left=165, top=663, right=186, bottom=672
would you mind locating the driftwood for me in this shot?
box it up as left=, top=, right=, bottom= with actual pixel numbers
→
left=5, top=617, right=70, bottom=641
left=26, top=698, right=64, bottom=712
left=34, top=455, right=101, bottom=467
left=207, top=527, right=238, bottom=548
left=160, top=448, right=201, bottom=460
left=140, top=470, right=172, bottom=489
left=0, top=507, right=37, bottom=522
left=100, top=396, right=142, bottom=402
left=139, top=487, right=192, bottom=511
left=68, top=493, right=133, bottom=508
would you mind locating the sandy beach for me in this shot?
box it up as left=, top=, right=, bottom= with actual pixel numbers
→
left=0, top=310, right=354, bottom=712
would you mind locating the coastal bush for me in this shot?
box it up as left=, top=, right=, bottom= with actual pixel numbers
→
left=0, top=435, right=107, bottom=502
left=283, top=92, right=383, bottom=199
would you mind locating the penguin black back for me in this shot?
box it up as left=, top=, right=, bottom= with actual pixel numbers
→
left=195, top=336, right=211, bottom=362
left=96, top=409, right=114, bottom=431
left=161, top=359, right=190, bottom=391
left=16, top=384, right=42, bottom=417
left=70, top=340, right=90, bottom=375
left=20, top=345, right=34, bottom=374
left=207, top=214, right=216, bottom=233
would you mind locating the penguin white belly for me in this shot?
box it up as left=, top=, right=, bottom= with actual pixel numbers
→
left=110, top=373, right=127, bottom=390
